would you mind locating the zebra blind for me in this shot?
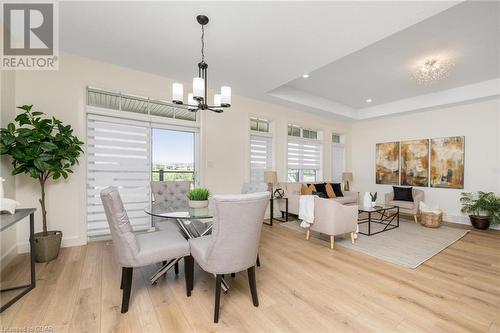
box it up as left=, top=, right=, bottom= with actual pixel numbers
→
left=332, top=143, right=346, bottom=183
left=250, top=134, right=273, bottom=183
left=287, top=139, right=322, bottom=171
left=86, top=114, right=151, bottom=238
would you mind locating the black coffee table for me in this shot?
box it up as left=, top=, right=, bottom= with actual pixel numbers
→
left=358, top=205, right=399, bottom=236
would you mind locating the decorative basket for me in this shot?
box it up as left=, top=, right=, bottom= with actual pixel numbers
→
left=420, top=211, right=443, bottom=228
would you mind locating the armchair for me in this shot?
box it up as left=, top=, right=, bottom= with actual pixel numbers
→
left=385, top=188, right=424, bottom=223
left=306, top=197, right=358, bottom=249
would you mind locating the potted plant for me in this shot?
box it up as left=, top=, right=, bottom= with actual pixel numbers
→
left=460, top=191, right=500, bottom=230
left=187, top=188, right=210, bottom=208
left=0, top=105, right=84, bottom=262
left=370, top=192, right=378, bottom=207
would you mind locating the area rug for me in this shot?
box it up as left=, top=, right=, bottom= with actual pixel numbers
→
left=280, top=219, right=469, bottom=269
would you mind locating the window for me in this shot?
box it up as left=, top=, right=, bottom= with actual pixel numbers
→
left=86, top=88, right=199, bottom=239
left=250, top=118, right=273, bottom=183
left=287, top=139, right=322, bottom=182
left=332, top=133, right=341, bottom=144
left=87, top=87, right=197, bottom=121
left=86, top=114, right=152, bottom=238
left=287, top=125, right=318, bottom=140
left=250, top=117, right=270, bottom=133
left=332, top=143, right=346, bottom=183
left=152, top=128, right=195, bottom=182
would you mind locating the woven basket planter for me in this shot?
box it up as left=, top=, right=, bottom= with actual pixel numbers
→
left=420, top=211, right=443, bottom=228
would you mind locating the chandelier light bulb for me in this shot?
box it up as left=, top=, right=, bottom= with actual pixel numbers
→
left=221, top=86, right=231, bottom=106
left=193, top=77, right=205, bottom=99
left=172, top=83, right=183, bottom=104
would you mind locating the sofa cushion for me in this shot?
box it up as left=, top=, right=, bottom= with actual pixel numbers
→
left=301, top=184, right=316, bottom=195
left=330, top=183, right=344, bottom=197
left=310, top=183, right=327, bottom=197
left=332, top=196, right=356, bottom=204
left=388, top=200, right=414, bottom=210
left=393, top=186, right=413, bottom=201
left=325, top=183, right=336, bottom=198
left=313, top=191, right=328, bottom=198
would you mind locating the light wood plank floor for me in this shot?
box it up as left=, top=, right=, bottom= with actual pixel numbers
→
left=1, top=223, right=499, bottom=333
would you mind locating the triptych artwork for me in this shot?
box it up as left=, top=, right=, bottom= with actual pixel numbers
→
left=375, top=136, right=465, bottom=189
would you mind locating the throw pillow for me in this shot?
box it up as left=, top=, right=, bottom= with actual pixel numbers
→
left=312, top=191, right=328, bottom=198
left=332, top=183, right=344, bottom=197
left=393, top=186, right=413, bottom=201
left=310, top=183, right=327, bottom=197
left=325, top=183, right=336, bottom=198
left=301, top=184, right=316, bottom=195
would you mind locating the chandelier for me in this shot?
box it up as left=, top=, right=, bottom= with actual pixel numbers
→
left=412, top=57, right=454, bottom=85
left=171, top=15, right=231, bottom=113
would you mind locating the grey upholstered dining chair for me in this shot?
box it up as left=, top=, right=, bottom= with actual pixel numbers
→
left=100, top=187, right=193, bottom=313
left=187, top=192, right=270, bottom=323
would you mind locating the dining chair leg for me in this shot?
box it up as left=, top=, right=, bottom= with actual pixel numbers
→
left=214, top=274, right=223, bottom=323
left=350, top=232, right=356, bottom=244
left=121, top=267, right=133, bottom=313
left=330, top=235, right=335, bottom=249
left=174, top=261, right=179, bottom=275
left=184, top=255, right=194, bottom=296
left=256, top=255, right=261, bottom=267
left=247, top=266, right=259, bottom=307
left=120, top=267, right=125, bottom=290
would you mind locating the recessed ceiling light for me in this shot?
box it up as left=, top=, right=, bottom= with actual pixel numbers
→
left=366, top=98, right=372, bottom=103
left=302, top=74, right=310, bottom=78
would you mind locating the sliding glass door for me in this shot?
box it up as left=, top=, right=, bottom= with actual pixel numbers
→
left=151, top=128, right=197, bottom=184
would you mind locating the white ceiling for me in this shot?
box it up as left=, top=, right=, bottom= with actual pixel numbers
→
left=58, top=1, right=499, bottom=120
left=281, top=0, right=500, bottom=109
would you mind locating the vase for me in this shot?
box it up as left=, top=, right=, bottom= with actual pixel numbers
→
left=188, top=200, right=209, bottom=208
left=371, top=201, right=376, bottom=207
left=363, top=192, right=372, bottom=207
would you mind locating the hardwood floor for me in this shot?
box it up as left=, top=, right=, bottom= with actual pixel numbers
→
left=1, top=224, right=499, bottom=332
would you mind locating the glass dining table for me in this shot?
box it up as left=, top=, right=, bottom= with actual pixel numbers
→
left=144, top=201, right=229, bottom=290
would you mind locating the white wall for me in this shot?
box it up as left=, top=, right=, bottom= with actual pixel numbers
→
left=351, top=98, right=500, bottom=226
left=11, top=52, right=351, bottom=250
left=1, top=70, right=19, bottom=267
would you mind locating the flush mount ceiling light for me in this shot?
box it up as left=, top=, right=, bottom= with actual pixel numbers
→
left=302, top=74, right=310, bottom=78
left=411, top=56, right=454, bottom=85
left=366, top=98, right=372, bottom=103
left=171, top=15, right=231, bottom=113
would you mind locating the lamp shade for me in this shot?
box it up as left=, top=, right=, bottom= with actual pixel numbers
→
left=264, top=171, right=277, bottom=184
left=187, top=93, right=197, bottom=110
left=342, top=172, right=353, bottom=181
left=221, top=86, right=231, bottom=106
left=213, top=94, right=221, bottom=107
left=172, top=83, right=183, bottom=103
left=193, top=77, right=205, bottom=99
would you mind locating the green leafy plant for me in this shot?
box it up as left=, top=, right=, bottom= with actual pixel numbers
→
left=187, top=188, right=210, bottom=201
left=370, top=192, right=378, bottom=202
left=0, top=105, right=84, bottom=235
left=460, top=191, right=500, bottom=225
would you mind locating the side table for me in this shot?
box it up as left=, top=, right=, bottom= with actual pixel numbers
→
left=266, top=197, right=289, bottom=226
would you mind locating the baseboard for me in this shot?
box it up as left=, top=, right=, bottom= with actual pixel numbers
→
left=16, top=235, right=86, bottom=254
left=0, top=243, right=18, bottom=269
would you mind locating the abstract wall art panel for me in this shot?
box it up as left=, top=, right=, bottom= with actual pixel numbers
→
left=376, top=142, right=400, bottom=185
left=401, top=139, right=429, bottom=187
left=430, top=136, right=465, bottom=189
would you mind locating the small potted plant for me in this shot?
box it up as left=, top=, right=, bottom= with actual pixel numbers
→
left=0, top=105, right=84, bottom=262
left=460, top=191, right=500, bottom=230
left=187, top=188, right=210, bottom=208
left=370, top=192, right=378, bottom=207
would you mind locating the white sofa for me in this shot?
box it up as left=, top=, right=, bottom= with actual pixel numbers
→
left=277, top=182, right=358, bottom=216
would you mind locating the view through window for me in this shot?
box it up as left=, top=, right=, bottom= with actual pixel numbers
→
left=152, top=128, right=195, bottom=182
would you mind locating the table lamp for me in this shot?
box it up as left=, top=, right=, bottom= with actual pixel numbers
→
left=264, top=171, right=277, bottom=194
left=342, top=172, right=353, bottom=191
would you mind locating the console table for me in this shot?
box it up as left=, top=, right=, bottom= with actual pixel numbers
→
left=0, top=208, right=36, bottom=313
